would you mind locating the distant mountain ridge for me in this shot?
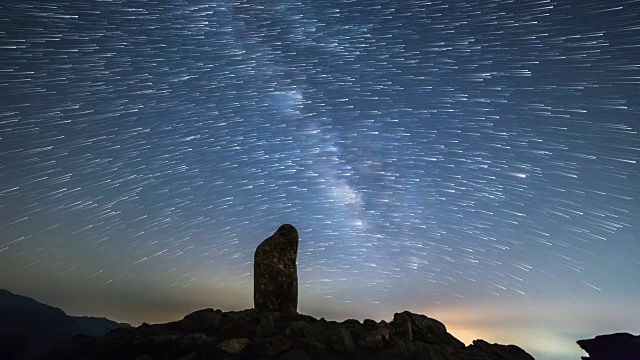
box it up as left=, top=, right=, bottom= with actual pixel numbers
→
left=0, top=289, right=130, bottom=355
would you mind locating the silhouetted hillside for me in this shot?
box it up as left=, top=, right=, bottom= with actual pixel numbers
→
left=71, top=316, right=131, bottom=337
left=0, top=289, right=130, bottom=355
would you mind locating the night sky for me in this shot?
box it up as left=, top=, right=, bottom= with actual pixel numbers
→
left=1, top=0, right=639, bottom=359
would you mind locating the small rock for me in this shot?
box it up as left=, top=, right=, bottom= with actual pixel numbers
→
left=219, top=338, right=250, bottom=354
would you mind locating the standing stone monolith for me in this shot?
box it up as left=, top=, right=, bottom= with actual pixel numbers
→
left=253, top=224, right=299, bottom=315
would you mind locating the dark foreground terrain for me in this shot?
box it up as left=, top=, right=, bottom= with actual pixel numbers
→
left=35, top=308, right=534, bottom=360
left=0, top=289, right=129, bottom=357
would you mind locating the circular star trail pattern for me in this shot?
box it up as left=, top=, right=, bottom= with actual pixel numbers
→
left=0, top=1, right=639, bottom=358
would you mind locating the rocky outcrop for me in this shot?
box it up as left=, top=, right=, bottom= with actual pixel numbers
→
left=392, top=311, right=464, bottom=347
left=578, top=332, right=640, bottom=360
left=254, top=224, right=299, bottom=315
left=38, top=309, right=535, bottom=360
left=36, top=225, right=535, bottom=359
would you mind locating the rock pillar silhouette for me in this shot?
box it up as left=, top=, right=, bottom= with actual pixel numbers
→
left=253, top=224, right=299, bottom=315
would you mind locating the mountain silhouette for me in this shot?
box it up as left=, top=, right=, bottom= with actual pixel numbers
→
left=0, top=289, right=130, bottom=356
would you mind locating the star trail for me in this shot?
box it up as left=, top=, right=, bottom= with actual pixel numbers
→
left=1, top=1, right=639, bottom=359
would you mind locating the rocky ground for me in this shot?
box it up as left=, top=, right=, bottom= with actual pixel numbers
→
left=39, top=308, right=534, bottom=360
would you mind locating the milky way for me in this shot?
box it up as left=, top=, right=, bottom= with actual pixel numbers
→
left=1, top=1, right=639, bottom=359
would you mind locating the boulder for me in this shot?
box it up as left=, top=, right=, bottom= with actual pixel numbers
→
left=363, top=319, right=377, bottom=328
left=392, top=311, right=465, bottom=348
left=286, top=321, right=324, bottom=343
left=254, top=224, right=299, bottom=315
left=177, top=333, right=216, bottom=352
left=247, top=335, right=291, bottom=356
left=219, top=337, right=250, bottom=354
left=577, top=333, right=640, bottom=360
left=324, top=327, right=356, bottom=353
left=339, top=322, right=367, bottom=342
left=177, top=309, right=222, bottom=334
left=179, top=309, right=223, bottom=333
